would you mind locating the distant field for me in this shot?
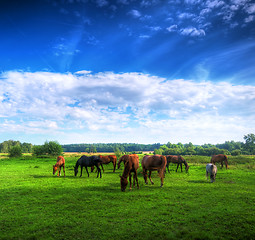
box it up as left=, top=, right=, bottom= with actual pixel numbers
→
left=0, top=154, right=255, bottom=240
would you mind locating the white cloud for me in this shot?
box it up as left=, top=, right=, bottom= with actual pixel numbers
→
left=179, top=27, right=206, bottom=36
left=128, top=9, right=142, bottom=18
left=244, top=15, right=255, bottom=23
left=245, top=3, right=255, bottom=14
left=1, top=71, right=255, bottom=144
left=167, top=25, right=178, bottom=32
left=178, top=13, right=195, bottom=19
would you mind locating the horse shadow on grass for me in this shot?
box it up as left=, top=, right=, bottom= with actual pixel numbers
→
left=188, top=180, right=207, bottom=184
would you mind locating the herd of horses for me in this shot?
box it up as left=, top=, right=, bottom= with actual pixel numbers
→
left=53, top=153, right=229, bottom=191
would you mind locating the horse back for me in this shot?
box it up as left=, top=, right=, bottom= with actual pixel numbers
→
left=129, top=154, right=139, bottom=170
left=211, top=154, right=227, bottom=163
left=142, top=155, right=166, bottom=170
left=56, top=156, right=65, bottom=166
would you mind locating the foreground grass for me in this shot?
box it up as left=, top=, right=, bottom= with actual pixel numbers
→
left=0, top=155, right=255, bottom=240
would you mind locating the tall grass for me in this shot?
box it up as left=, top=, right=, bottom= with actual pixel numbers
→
left=0, top=155, right=255, bottom=240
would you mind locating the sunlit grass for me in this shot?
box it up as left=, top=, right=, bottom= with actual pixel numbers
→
left=0, top=155, right=255, bottom=240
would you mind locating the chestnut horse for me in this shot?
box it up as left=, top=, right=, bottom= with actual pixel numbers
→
left=120, top=154, right=139, bottom=191
left=74, top=155, right=102, bottom=178
left=211, top=154, right=228, bottom=169
left=142, top=155, right=167, bottom=187
left=53, top=156, right=65, bottom=177
left=166, top=155, right=189, bottom=173
left=99, top=155, right=117, bottom=172
left=118, top=154, right=138, bottom=169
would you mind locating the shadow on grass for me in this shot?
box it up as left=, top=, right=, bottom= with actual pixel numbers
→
left=188, top=180, right=207, bottom=184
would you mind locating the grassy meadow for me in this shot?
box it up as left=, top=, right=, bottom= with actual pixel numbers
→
left=0, top=153, right=255, bottom=240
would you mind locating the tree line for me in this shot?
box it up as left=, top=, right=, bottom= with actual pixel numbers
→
left=1, top=133, right=255, bottom=157
left=61, top=143, right=161, bottom=153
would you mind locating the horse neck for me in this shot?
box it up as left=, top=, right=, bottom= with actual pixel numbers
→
left=122, top=161, right=131, bottom=178
left=183, top=160, right=188, bottom=168
left=76, top=158, right=82, bottom=168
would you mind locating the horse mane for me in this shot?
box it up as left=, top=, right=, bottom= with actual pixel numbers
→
left=122, top=158, right=131, bottom=178
left=75, top=156, right=84, bottom=168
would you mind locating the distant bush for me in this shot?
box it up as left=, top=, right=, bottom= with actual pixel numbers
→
left=231, top=149, right=241, bottom=156
left=8, top=145, right=22, bottom=158
left=33, top=141, right=63, bottom=157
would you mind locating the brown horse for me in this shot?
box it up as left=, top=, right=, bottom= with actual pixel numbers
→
left=53, top=156, right=65, bottom=177
left=120, top=154, right=139, bottom=192
left=166, top=155, right=189, bottom=173
left=211, top=154, right=228, bottom=169
left=142, top=155, right=167, bottom=187
left=118, top=154, right=138, bottom=169
left=99, top=155, right=117, bottom=172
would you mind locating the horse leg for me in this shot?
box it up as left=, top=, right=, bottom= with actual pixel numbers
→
left=80, top=166, right=83, bottom=177
left=113, top=161, right=116, bottom=172
left=85, top=167, right=89, bottom=177
left=129, top=173, right=132, bottom=190
left=100, top=163, right=104, bottom=173
left=221, top=161, right=223, bottom=169
left=206, top=170, right=208, bottom=181
left=176, top=163, right=179, bottom=172
left=97, top=166, right=102, bottom=178
left=159, top=169, right=164, bottom=187
left=225, top=160, right=228, bottom=169
left=180, top=163, right=183, bottom=172
left=135, top=171, right=139, bottom=189
left=143, top=168, right=148, bottom=184
left=57, top=167, right=60, bottom=177
left=148, top=171, right=154, bottom=185
left=63, top=165, right=66, bottom=177
left=166, top=163, right=170, bottom=173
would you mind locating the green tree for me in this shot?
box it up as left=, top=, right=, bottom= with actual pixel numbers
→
left=33, top=141, right=62, bottom=156
left=114, top=147, right=122, bottom=160
left=8, top=145, right=22, bottom=157
left=244, top=133, right=255, bottom=154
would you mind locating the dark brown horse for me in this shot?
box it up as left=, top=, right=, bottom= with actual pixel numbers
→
left=211, top=154, right=228, bottom=169
left=142, top=155, right=166, bottom=187
left=166, top=155, right=189, bottom=173
left=53, top=156, right=65, bottom=177
left=74, top=155, right=102, bottom=178
left=99, top=155, right=117, bottom=172
left=117, top=154, right=138, bottom=169
left=120, top=154, right=139, bottom=192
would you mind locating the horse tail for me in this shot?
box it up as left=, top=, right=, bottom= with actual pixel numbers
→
left=158, top=155, right=167, bottom=177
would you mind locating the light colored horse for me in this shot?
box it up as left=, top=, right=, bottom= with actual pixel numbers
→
left=206, top=163, right=217, bottom=183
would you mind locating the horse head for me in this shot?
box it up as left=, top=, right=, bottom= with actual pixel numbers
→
left=74, top=166, right=78, bottom=176
left=120, top=175, right=128, bottom=192
left=53, top=165, right=58, bottom=175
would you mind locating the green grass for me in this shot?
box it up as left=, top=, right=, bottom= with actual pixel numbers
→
left=0, top=155, right=255, bottom=240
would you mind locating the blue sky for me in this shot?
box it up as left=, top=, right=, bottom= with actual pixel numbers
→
left=0, top=0, right=255, bottom=145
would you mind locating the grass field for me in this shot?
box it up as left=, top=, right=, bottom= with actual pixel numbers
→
left=0, top=154, right=255, bottom=240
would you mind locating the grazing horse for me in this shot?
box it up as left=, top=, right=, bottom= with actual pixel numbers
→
left=142, top=155, right=167, bottom=187
left=211, top=154, right=228, bottom=169
left=74, top=155, right=102, bottom=178
left=206, top=163, right=217, bottom=183
left=99, top=155, right=117, bottom=172
left=166, top=155, right=189, bottom=173
left=118, top=154, right=138, bottom=169
left=120, top=154, right=139, bottom=192
left=53, top=156, right=65, bottom=177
